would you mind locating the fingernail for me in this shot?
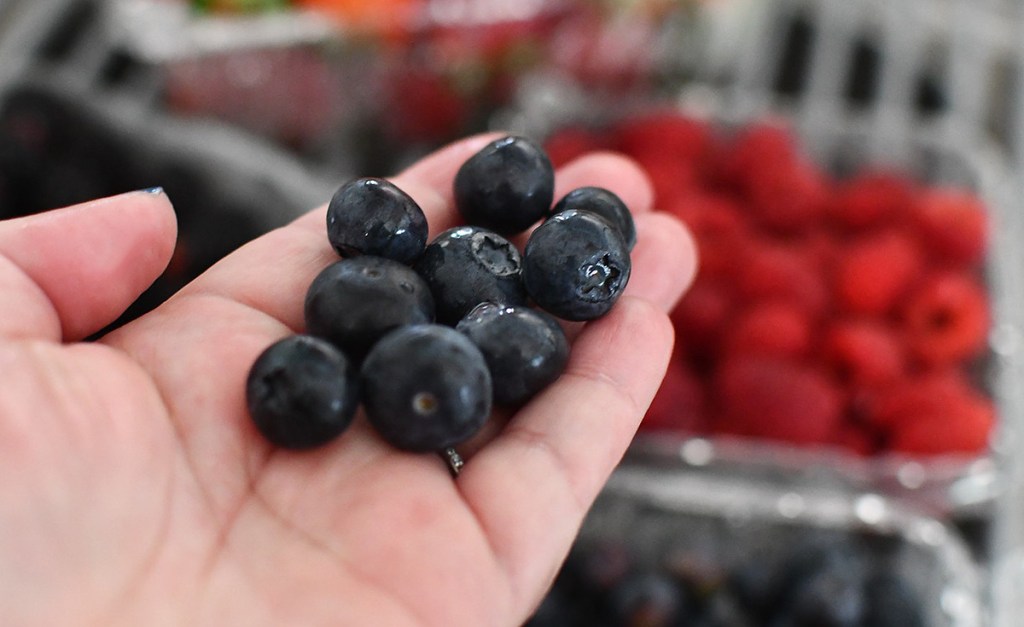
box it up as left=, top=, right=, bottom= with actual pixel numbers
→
left=140, top=186, right=164, bottom=195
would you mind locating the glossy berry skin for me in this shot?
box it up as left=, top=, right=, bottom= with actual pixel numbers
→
left=456, top=302, right=570, bottom=407
left=453, top=135, right=555, bottom=235
left=304, top=256, right=434, bottom=359
left=523, top=209, right=631, bottom=321
left=413, top=225, right=527, bottom=325
left=326, top=177, right=428, bottom=264
left=361, top=324, right=492, bottom=452
left=245, top=335, right=359, bottom=449
left=548, top=186, right=637, bottom=251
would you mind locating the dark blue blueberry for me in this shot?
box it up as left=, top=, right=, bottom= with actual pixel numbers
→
left=304, top=256, right=434, bottom=359
left=412, top=225, right=527, bottom=325
left=453, top=135, right=555, bottom=235
left=549, top=186, right=636, bottom=251
left=770, top=542, right=867, bottom=627
left=860, top=572, right=925, bottom=627
left=456, top=302, right=569, bottom=407
left=361, top=324, right=492, bottom=452
left=523, top=209, right=631, bottom=321
left=245, top=335, right=359, bottom=449
left=609, top=569, right=690, bottom=627
left=326, top=177, right=428, bottom=264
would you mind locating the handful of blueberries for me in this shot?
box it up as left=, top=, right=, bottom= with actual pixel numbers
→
left=245, top=136, right=635, bottom=459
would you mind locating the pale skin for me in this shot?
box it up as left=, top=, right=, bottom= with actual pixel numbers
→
left=0, top=135, right=697, bottom=627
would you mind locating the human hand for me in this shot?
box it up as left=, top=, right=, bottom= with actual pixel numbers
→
left=0, top=135, right=696, bottom=626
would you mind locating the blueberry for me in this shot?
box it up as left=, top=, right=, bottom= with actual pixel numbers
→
left=549, top=186, right=636, bottom=251
left=609, top=569, right=690, bottom=627
left=413, top=225, right=527, bottom=325
left=453, top=135, right=555, bottom=235
left=770, top=542, right=867, bottom=627
left=523, top=209, right=631, bottom=321
left=361, top=324, right=492, bottom=452
left=326, top=177, right=428, bottom=264
left=456, top=302, right=569, bottom=406
left=304, top=256, right=434, bottom=359
left=245, top=335, right=359, bottom=449
left=860, top=572, right=925, bottom=627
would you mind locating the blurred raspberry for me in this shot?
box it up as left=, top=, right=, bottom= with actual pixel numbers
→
left=713, top=355, right=844, bottom=446
left=901, top=271, right=990, bottom=367
left=743, top=159, right=831, bottom=233
left=385, top=68, right=469, bottom=142
left=821, top=319, right=906, bottom=389
left=836, top=423, right=879, bottom=457
left=827, top=171, right=916, bottom=231
left=543, top=126, right=606, bottom=168
left=735, top=239, right=829, bottom=318
left=641, top=359, right=707, bottom=434
left=670, top=276, right=735, bottom=365
left=613, top=111, right=713, bottom=168
left=712, top=121, right=799, bottom=193
left=912, top=188, right=988, bottom=265
left=723, top=301, right=813, bottom=360
left=631, top=153, right=702, bottom=207
left=867, top=370, right=994, bottom=455
left=666, top=192, right=749, bottom=280
left=834, top=229, right=925, bottom=317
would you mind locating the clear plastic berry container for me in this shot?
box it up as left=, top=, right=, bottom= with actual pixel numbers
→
left=499, top=73, right=1021, bottom=524
left=532, top=460, right=984, bottom=626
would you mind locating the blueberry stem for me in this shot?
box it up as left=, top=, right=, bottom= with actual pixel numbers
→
left=441, top=447, right=464, bottom=477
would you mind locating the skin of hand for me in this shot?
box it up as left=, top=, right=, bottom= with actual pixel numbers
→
left=0, top=134, right=697, bottom=627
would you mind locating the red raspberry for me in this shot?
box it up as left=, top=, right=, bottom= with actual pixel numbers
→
left=712, top=355, right=844, bottom=446
left=666, top=192, right=749, bottom=280
left=735, top=239, right=829, bottom=318
left=723, top=301, right=813, bottom=360
left=543, top=126, right=606, bottom=168
left=632, top=154, right=701, bottom=207
left=865, top=369, right=971, bottom=428
left=827, top=170, right=916, bottom=231
left=867, top=370, right=994, bottom=455
left=743, top=159, right=831, bottom=233
left=612, top=110, right=713, bottom=167
left=901, top=271, right=990, bottom=367
left=821, top=319, right=906, bottom=389
left=712, top=120, right=799, bottom=192
left=834, top=228, right=925, bottom=316
left=912, top=188, right=988, bottom=266
left=670, top=276, right=735, bottom=362
left=641, top=358, right=707, bottom=434
left=836, top=423, right=879, bottom=457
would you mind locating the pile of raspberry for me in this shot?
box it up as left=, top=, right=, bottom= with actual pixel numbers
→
left=545, top=111, right=994, bottom=457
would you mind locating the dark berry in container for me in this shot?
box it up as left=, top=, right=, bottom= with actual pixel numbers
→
left=304, top=256, right=434, bottom=359
left=413, top=225, right=527, bottom=325
left=326, top=177, right=428, bottom=264
left=457, top=302, right=570, bottom=407
left=549, top=186, right=636, bottom=251
left=453, top=135, right=555, bottom=235
left=361, top=324, right=492, bottom=452
left=523, top=209, right=631, bottom=321
left=245, top=335, right=359, bottom=449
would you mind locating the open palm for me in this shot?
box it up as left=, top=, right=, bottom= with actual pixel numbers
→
left=0, top=136, right=696, bottom=627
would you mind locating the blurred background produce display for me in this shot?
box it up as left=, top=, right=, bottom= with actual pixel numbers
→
left=4, top=0, right=1024, bottom=624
